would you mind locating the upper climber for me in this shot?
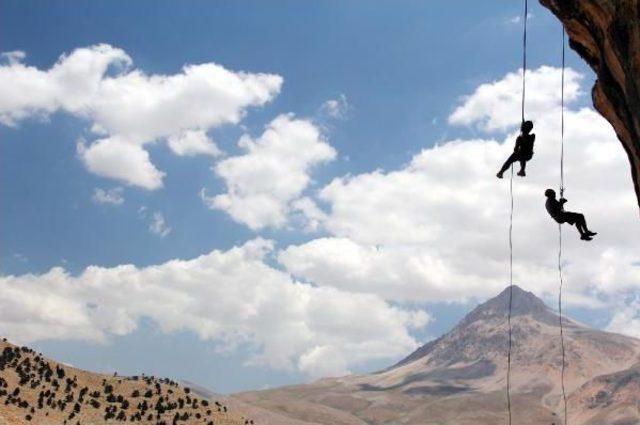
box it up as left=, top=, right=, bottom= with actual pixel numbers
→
left=497, top=120, right=535, bottom=179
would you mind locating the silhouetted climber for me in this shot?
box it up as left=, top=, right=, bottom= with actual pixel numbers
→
left=544, top=189, right=597, bottom=240
left=497, top=120, right=535, bottom=178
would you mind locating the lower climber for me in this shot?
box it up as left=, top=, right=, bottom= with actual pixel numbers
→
left=544, top=189, right=597, bottom=241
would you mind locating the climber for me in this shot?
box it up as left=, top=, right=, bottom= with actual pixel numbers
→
left=497, top=120, right=535, bottom=178
left=544, top=189, right=597, bottom=241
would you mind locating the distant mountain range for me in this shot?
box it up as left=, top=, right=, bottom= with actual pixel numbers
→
left=233, top=286, right=640, bottom=425
left=2, top=285, right=639, bottom=425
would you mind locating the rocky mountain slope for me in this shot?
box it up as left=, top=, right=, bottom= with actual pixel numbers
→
left=234, top=286, right=640, bottom=425
left=0, top=339, right=251, bottom=425
left=185, top=381, right=311, bottom=425
left=539, top=0, right=640, bottom=209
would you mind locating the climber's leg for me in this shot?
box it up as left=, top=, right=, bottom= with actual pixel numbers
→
left=497, top=153, right=518, bottom=178
left=517, top=159, right=527, bottom=177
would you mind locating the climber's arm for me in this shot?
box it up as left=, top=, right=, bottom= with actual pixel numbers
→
left=559, top=198, right=567, bottom=211
left=514, top=136, right=522, bottom=153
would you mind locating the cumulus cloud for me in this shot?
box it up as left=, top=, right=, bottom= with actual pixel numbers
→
left=0, top=44, right=282, bottom=189
left=280, top=237, right=479, bottom=302
left=506, top=13, right=533, bottom=25
left=167, top=130, right=222, bottom=157
left=4, top=62, right=639, bottom=377
left=1, top=51, right=26, bottom=65
left=203, top=114, right=336, bottom=230
left=449, top=66, right=581, bottom=131
left=279, top=66, right=640, bottom=311
left=0, top=239, right=428, bottom=378
left=148, top=212, right=172, bottom=238
left=607, top=296, right=640, bottom=338
left=291, top=197, right=328, bottom=232
left=92, top=187, right=124, bottom=205
left=319, top=94, right=350, bottom=120
left=508, top=16, right=522, bottom=24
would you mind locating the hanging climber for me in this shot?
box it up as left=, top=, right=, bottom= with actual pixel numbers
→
left=544, top=189, right=597, bottom=241
left=497, top=120, right=535, bottom=178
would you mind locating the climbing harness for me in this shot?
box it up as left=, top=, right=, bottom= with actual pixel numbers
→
left=558, top=28, right=568, bottom=425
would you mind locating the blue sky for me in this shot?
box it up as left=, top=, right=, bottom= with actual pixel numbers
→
left=2, top=1, right=639, bottom=394
left=1, top=1, right=591, bottom=274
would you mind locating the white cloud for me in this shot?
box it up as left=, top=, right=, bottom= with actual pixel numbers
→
left=319, top=94, right=350, bottom=120
left=0, top=45, right=131, bottom=126
left=508, top=16, right=522, bottom=24
left=203, top=114, right=336, bottom=230
left=167, top=130, right=222, bottom=157
left=607, top=296, right=640, bottom=338
left=449, top=66, right=582, bottom=132
left=291, top=197, right=327, bottom=232
left=4, top=60, right=640, bottom=375
left=280, top=237, right=479, bottom=302
left=92, top=187, right=124, bottom=205
left=1, top=51, right=26, bottom=65
left=77, top=137, right=166, bottom=190
left=0, top=44, right=282, bottom=189
left=506, top=13, right=533, bottom=25
left=149, top=212, right=171, bottom=237
left=279, top=66, right=640, bottom=311
left=0, top=239, right=428, bottom=379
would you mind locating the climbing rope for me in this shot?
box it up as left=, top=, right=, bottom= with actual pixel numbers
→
left=507, top=1, right=528, bottom=423
left=558, top=28, right=568, bottom=425
left=506, top=164, right=514, bottom=425
left=521, top=0, right=528, bottom=123
left=560, top=29, right=565, bottom=198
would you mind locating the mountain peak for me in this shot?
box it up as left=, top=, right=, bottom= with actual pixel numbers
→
left=461, top=285, right=552, bottom=324
left=391, top=286, right=559, bottom=369
left=456, top=285, right=559, bottom=330
left=496, top=284, right=541, bottom=303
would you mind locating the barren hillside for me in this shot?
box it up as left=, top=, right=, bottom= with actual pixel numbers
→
left=0, top=339, right=251, bottom=425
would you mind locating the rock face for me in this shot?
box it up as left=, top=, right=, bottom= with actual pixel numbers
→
left=235, top=286, right=640, bottom=425
left=539, top=0, right=640, bottom=211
